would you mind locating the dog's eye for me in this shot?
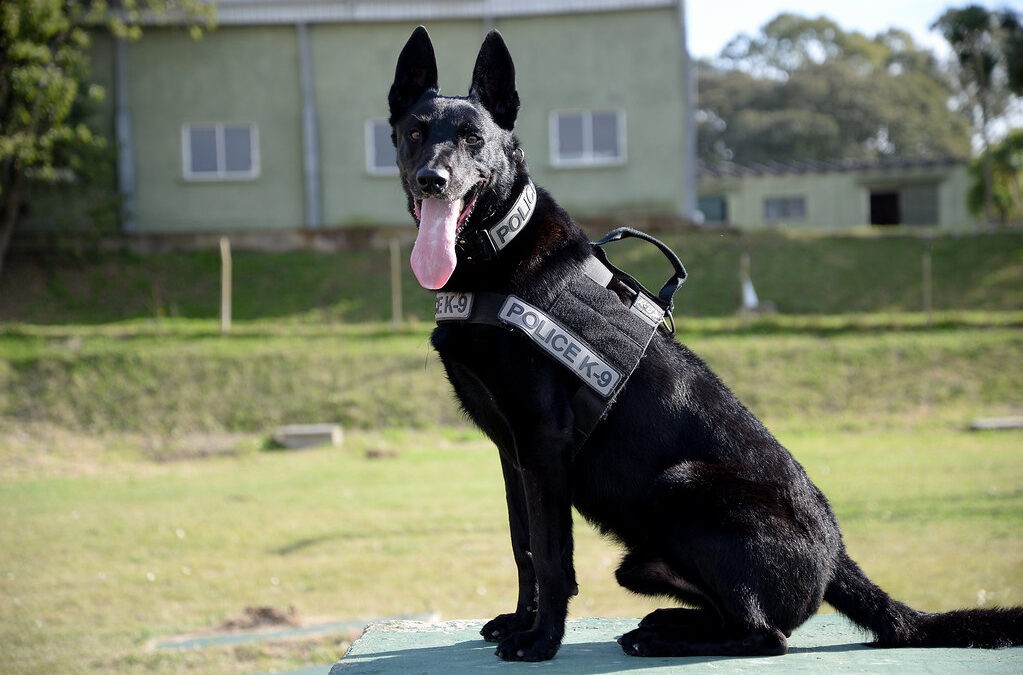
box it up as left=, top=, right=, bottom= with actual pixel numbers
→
left=408, top=129, right=423, bottom=143
left=464, top=134, right=482, bottom=147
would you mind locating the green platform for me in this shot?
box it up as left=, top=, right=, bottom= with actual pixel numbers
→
left=331, top=615, right=1023, bottom=673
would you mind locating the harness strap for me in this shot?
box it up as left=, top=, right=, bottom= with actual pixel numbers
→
left=592, top=227, right=687, bottom=311
left=435, top=225, right=687, bottom=455
left=436, top=254, right=662, bottom=454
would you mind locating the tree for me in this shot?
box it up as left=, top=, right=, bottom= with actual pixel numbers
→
left=967, top=129, right=1023, bottom=225
left=0, top=0, right=212, bottom=281
left=699, top=14, right=972, bottom=165
left=932, top=5, right=1023, bottom=225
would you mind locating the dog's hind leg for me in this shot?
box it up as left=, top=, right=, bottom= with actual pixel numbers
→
left=619, top=622, right=788, bottom=657
left=615, top=549, right=710, bottom=609
left=614, top=547, right=790, bottom=656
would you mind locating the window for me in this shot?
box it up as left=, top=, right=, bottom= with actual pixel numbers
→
left=698, top=195, right=728, bottom=224
left=366, top=118, right=398, bottom=175
left=900, top=184, right=938, bottom=225
left=550, top=110, right=625, bottom=167
left=763, top=196, right=806, bottom=221
left=182, top=123, right=259, bottom=180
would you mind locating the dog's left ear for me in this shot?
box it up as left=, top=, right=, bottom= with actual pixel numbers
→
left=469, top=30, right=520, bottom=131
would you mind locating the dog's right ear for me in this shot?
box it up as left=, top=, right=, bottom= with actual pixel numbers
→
left=388, top=26, right=439, bottom=129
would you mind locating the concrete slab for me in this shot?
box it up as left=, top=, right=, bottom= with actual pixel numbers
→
left=331, top=615, right=1023, bottom=673
left=273, top=423, right=344, bottom=449
left=970, top=416, right=1023, bottom=431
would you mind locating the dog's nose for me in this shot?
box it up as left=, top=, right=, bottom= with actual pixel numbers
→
left=416, top=168, right=449, bottom=195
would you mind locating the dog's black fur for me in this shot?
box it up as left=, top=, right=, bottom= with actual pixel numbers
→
left=388, top=26, right=1023, bottom=662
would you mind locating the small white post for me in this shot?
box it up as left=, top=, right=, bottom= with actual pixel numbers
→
left=220, top=237, right=232, bottom=335
left=740, top=252, right=759, bottom=312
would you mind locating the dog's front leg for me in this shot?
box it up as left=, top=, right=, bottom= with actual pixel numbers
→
left=492, top=442, right=575, bottom=662
left=481, top=451, right=538, bottom=643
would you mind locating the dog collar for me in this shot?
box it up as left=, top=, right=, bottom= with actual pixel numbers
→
left=456, top=180, right=537, bottom=262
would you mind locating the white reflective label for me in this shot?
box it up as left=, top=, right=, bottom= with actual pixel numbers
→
left=488, top=181, right=537, bottom=251
left=435, top=292, right=474, bottom=320
left=498, top=295, right=621, bottom=397
left=631, top=293, right=663, bottom=327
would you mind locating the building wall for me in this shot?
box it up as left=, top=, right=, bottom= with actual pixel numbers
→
left=496, top=9, right=686, bottom=219
left=124, top=25, right=306, bottom=232
left=699, top=163, right=983, bottom=230
left=100, top=5, right=684, bottom=234
left=310, top=20, right=486, bottom=228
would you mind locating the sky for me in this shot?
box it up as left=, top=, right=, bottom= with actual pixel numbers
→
left=686, top=0, right=1014, bottom=60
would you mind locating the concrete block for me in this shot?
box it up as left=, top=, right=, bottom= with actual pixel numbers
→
left=272, top=423, right=344, bottom=449
left=331, top=615, right=1023, bottom=673
left=970, top=416, right=1023, bottom=431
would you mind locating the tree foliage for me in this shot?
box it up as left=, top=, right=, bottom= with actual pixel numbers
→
left=932, top=4, right=1022, bottom=224
left=698, top=13, right=972, bottom=165
left=968, top=129, right=1023, bottom=225
left=0, top=0, right=212, bottom=280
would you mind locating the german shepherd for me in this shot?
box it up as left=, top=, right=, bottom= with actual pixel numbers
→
left=387, top=26, right=1023, bottom=662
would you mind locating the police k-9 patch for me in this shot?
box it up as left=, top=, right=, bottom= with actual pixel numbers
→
left=498, top=295, right=622, bottom=397
left=435, top=292, right=474, bottom=320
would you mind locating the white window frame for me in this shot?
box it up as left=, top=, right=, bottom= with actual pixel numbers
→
left=549, top=109, right=627, bottom=168
left=763, top=195, right=807, bottom=221
left=365, top=118, right=398, bottom=176
left=181, top=122, right=260, bottom=181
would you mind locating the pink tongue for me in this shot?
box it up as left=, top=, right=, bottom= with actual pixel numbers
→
left=410, top=197, right=461, bottom=289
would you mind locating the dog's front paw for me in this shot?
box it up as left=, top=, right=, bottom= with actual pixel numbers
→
left=480, top=612, right=534, bottom=643
left=494, top=628, right=562, bottom=661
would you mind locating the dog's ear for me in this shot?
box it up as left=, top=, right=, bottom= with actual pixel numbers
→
left=388, top=26, right=439, bottom=128
left=469, top=30, right=519, bottom=131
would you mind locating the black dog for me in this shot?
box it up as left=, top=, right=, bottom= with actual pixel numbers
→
left=388, top=26, right=1023, bottom=662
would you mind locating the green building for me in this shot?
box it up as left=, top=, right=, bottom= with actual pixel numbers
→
left=78, top=0, right=696, bottom=239
left=698, top=157, right=983, bottom=231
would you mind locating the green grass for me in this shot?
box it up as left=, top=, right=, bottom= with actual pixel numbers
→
left=1, top=426, right=1020, bottom=674
left=1, top=319, right=1020, bottom=435
left=3, top=229, right=1021, bottom=323
left=0, top=320, right=1021, bottom=673
left=1, top=227, right=1021, bottom=672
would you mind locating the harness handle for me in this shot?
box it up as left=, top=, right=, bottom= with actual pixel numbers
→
left=593, top=227, right=688, bottom=310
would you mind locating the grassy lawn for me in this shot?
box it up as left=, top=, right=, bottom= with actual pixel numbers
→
left=1, top=426, right=1020, bottom=674
left=1, top=318, right=1021, bottom=673
left=2, top=227, right=1021, bottom=672
left=2, top=317, right=1021, bottom=434
left=3, top=230, right=1022, bottom=323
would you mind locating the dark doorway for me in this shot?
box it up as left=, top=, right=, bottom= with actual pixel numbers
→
left=870, top=192, right=900, bottom=225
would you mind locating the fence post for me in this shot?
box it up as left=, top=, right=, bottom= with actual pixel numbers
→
left=922, top=244, right=933, bottom=325
left=390, top=238, right=403, bottom=327
left=220, top=237, right=232, bottom=335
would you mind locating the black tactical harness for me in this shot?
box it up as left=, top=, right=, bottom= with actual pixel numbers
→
left=435, top=188, right=688, bottom=453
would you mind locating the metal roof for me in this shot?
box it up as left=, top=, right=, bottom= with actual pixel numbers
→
left=204, top=0, right=677, bottom=25
left=699, top=156, right=967, bottom=180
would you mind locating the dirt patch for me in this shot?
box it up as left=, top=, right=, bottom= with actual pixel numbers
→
left=220, top=605, right=301, bottom=631
left=144, top=432, right=249, bottom=462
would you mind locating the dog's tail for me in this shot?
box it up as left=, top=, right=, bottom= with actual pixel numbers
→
left=824, top=550, right=1023, bottom=649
